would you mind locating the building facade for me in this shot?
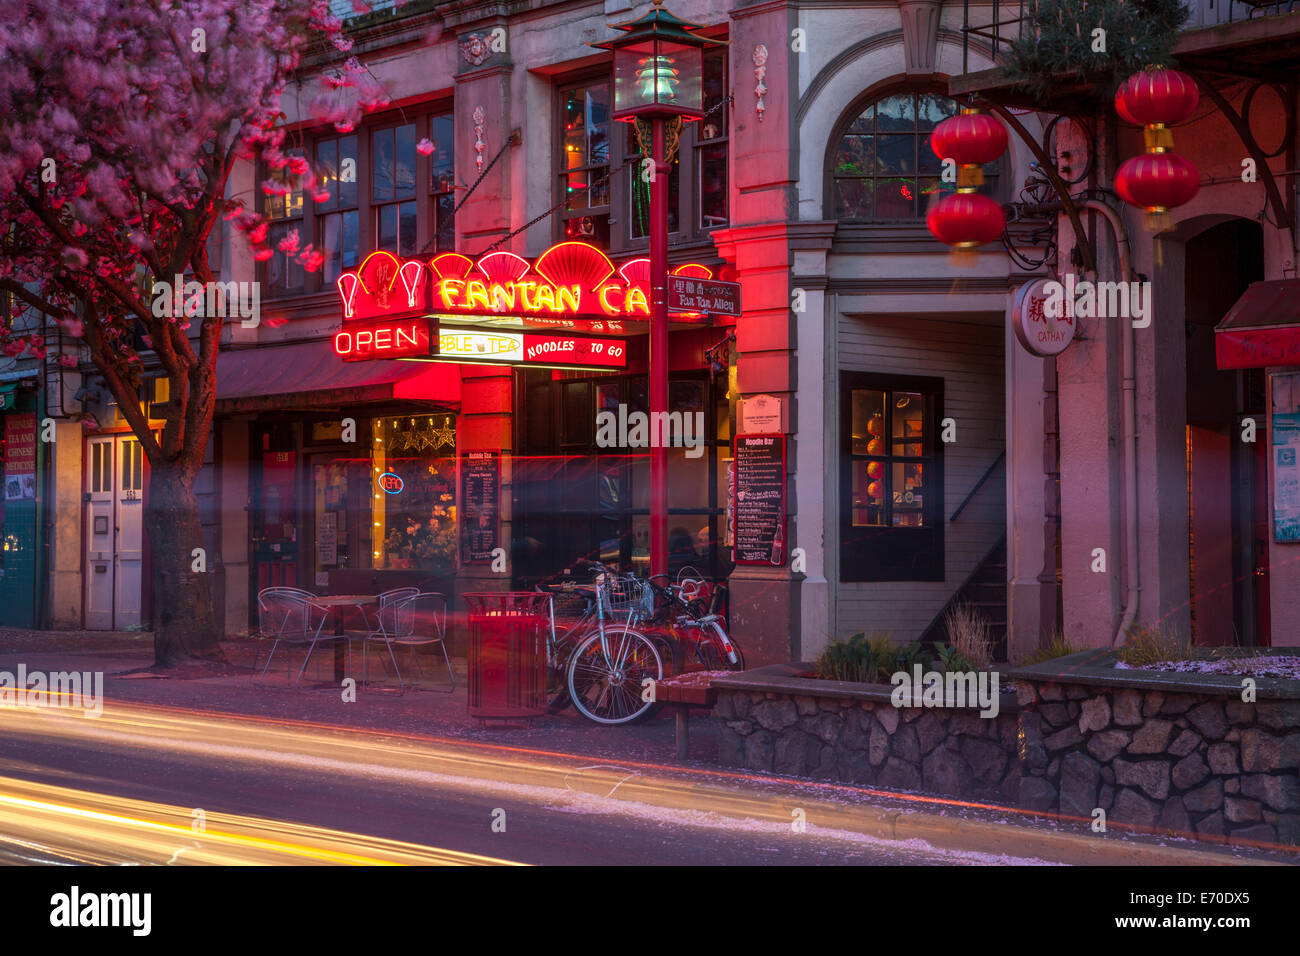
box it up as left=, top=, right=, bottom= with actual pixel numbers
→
left=16, top=0, right=1299, bottom=661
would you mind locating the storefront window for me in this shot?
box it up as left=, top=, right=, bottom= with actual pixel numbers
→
left=842, top=373, right=944, bottom=581
left=371, top=414, right=459, bottom=574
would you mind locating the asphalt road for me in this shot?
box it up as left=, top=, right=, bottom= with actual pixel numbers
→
left=0, top=700, right=1060, bottom=866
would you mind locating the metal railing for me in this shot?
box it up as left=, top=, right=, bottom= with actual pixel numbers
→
left=959, top=0, right=1297, bottom=76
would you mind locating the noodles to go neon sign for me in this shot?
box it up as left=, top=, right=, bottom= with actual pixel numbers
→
left=336, top=243, right=716, bottom=324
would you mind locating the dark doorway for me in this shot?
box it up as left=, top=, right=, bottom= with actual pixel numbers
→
left=1183, top=219, right=1268, bottom=646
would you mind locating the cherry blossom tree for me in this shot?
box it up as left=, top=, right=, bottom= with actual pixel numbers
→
left=0, top=0, right=385, bottom=664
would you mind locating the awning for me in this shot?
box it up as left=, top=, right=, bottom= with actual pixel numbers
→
left=1214, top=279, right=1300, bottom=370
left=216, top=338, right=461, bottom=413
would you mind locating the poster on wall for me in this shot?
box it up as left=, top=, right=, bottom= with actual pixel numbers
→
left=1272, top=372, right=1300, bottom=543
left=316, top=512, right=338, bottom=567
left=733, top=434, right=786, bottom=566
left=4, top=414, right=36, bottom=501
left=461, top=450, right=500, bottom=564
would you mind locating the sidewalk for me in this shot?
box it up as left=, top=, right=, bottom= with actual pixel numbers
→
left=0, top=627, right=722, bottom=765
left=2, top=627, right=1295, bottom=865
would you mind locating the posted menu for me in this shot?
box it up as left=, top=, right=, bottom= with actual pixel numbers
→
left=462, top=450, right=500, bottom=563
left=733, top=433, right=785, bottom=565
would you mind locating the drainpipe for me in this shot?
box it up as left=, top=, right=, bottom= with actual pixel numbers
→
left=1075, top=199, right=1139, bottom=646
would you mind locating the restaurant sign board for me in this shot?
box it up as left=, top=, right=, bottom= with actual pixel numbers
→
left=1012, top=278, right=1076, bottom=357
left=338, top=244, right=719, bottom=327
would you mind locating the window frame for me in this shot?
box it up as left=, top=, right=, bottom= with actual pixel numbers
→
left=258, top=104, right=453, bottom=299
left=553, top=48, right=729, bottom=253
left=315, top=131, right=360, bottom=286
left=840, top=370, right=945, bottom=582
left=826, top=86, right=1004, bottom=224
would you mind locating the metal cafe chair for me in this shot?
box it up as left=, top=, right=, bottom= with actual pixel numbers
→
left=379, top=586, right=420, bottom=608
left=254, top=588, right=343, bottom=688
left=364, top=586, right=419, bottom=635
left=362, top=592, right=454, bottom=694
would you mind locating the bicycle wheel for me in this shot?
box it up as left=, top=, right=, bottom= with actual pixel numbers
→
left=546, top=623, right=575, bottom=712
left=694, top=620, right=746, bottom=672
left=567, top=626, right=663, bottom=725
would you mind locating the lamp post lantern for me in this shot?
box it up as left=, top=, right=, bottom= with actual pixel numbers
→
left=595, top=0, right=726, bottom=577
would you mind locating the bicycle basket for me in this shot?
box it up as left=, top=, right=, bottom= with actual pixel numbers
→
left=599, top=575, right=655, bottom=618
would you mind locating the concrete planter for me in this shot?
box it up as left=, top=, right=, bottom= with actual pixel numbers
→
left=1009, top=649, right=1300, bottom=847
left=711, top=664, right=1020, bottom=802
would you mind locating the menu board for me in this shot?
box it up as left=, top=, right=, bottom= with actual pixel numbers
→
left=461, top=450, right=500, bottom=563
left=733, top=434, right=785, bottom=565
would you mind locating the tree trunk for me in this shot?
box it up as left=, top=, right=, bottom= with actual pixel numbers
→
left=147, top=459, right=224, bottom=666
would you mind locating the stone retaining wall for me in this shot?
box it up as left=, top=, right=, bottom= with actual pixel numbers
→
left=1016, top=677, right=1300, bottom=845
left=713, top=667, right=1019, bottom=803
left=713, top=654, right=1300, bottom=847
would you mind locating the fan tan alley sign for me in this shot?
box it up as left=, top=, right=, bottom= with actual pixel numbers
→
left=336, top=244, right=720, bottom=326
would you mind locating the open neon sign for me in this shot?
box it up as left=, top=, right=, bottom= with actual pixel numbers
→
left=334, top=317, right=436, bottom=362
left=336, top=243, right=716, bottom=324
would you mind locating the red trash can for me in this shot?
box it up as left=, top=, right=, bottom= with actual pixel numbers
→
left=464, top=592, right=551, bottom=720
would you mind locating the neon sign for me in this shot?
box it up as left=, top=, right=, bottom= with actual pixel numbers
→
left=378, top=473, right=404, bottom=494
left=334, top=317, right=436, bottom=362
left=336, top=242, right=716, bottom=324
left=435, top=329, right=626, bottom=368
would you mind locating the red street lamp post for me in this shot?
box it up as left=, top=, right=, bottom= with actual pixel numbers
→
left=596, top=1, right=725, bottom=576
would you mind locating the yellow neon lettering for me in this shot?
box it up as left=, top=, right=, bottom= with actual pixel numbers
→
left=439, top=279, right=464, bottom=308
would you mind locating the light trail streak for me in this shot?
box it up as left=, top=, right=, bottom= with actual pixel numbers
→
left=0, top=775, right=521, bottom=866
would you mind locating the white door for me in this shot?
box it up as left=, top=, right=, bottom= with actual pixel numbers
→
left=84, top=436, right=145, bottom=630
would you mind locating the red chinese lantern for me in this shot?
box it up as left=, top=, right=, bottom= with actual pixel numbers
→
left=927, top=192, right=1006, bottom=249
left=866, top=461, right=883, bottom=480
left=926, top=107, right=1008, bottom=257
left=1113, top=68, right=1200, bottom=224
left=931, top=110, right=1008, bottom=184
left=1115, top=152, right=1200, bottom=214
left=1115, top=68, right=1198, bottom=151
left=867, top=480, right=883, bottom=500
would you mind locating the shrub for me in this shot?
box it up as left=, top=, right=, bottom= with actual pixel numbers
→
left=944, top=601, right=994, bottom=670
left=814, top=631, right=904, bottom=683
left=1024, top=630, right=1078, bottom=665
left=1118, top=621, right=1191, bottom=667
left=933, top=642, right=978, bottom=674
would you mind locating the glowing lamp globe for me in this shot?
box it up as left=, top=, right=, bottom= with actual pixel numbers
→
left=595, top=0, right=726, bottom=120
left=1115, top=152, right=1200, bottom=214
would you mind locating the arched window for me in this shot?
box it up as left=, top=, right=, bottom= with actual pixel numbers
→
left=830, top=91, right=998, bottom=221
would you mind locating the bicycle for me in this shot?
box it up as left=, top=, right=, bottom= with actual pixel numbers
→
left=643, top=570, right=746, bottom=674
left=535, top=559, right=664, bottom=725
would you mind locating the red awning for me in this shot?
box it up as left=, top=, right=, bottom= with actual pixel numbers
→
left=1215, top=279, right=1300, bottom=370
left=216, top=338, right=461, bottom=413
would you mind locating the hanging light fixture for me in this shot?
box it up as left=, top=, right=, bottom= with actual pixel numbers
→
left=1113, top=67, right=1201, bottom=227
left=926, top=108, right=1009, bottom=260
